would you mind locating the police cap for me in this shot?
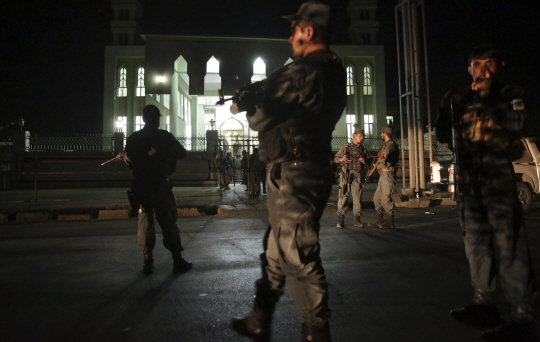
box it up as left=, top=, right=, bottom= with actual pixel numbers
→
left=283, top=1, right=331, bottom=28
left=380, top=126, right=392, bottom=135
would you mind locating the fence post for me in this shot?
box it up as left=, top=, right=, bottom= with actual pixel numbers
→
left=12, top=130, right=29, bottom=153
left=206, top=130, right=218, bottom=157
left=113, top=132, right=124, bottom=153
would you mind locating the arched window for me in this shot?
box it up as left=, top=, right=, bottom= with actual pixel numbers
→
left=346, top=66, right=355, bottom=95
left=117, top=66, right=127, bottom=97
left=204, top=56, right=221, bottom=95
left=136, top=66, right=145, bottom=97
left=363, top=65, right=373, bottom=95
left=206, top=56, right=219, bottom=73
left=252, top=57, right=266, bottom=83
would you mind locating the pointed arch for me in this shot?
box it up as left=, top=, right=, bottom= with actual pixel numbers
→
left=204, top=56, right=221, bottom=95
left=251, top=57, right=266, bottom=83
left=117, top=65, right=127, bottom=97
left=136, top=65, right=145, bottom=97
left=363, top=64, right=373, bottom=95
left=346, top=65, right=355, bottom=96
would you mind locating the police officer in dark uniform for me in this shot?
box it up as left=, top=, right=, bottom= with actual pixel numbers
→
left=436, top=45, right=536, bottom=340
left=335, top=126, right=370, bottom=228
left=230, top=3, right=346, bottom=341
left=125, top=105, right=192, bottom=275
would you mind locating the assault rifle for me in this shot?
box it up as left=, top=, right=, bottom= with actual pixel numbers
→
left=365, top=150, right=386, bottom=182
left=101, top=152, right=130, bottom=166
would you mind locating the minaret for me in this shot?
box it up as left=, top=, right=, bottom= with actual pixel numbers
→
left=110, top=0, right=143, bottom=45
left=347, top=0, right=380, bottom=45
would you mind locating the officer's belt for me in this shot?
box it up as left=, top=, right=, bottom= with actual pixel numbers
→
left=380, top=166, right=397, bottom=172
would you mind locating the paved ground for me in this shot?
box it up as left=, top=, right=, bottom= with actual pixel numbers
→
left=1, top=201, right=540, bottom=341
left=0, top=181, right=452, bottom=221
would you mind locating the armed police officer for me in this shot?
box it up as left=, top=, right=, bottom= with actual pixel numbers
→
left=125, top=105, right=192, bottom=275
left=367, top=126, right=399, bottom=229
left=335, top=126, right=370, bottom=229
left=436, top=45, right=536, bottom=340
left=230, top=2, right=346, bottom=341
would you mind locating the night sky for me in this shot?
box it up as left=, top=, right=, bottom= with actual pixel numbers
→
left=1, top=0, right=538, bottom=135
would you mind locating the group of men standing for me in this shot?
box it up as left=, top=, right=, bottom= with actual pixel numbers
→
left=335, top=125, right=399, bottom=230
left=122, top=2, right=536, bottom=341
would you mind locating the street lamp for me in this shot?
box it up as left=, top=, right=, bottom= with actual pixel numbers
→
left=210, top=119, right=216, bottom=130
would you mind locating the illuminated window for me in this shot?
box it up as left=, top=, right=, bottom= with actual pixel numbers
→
left=364, top=114, right=374, bottom=136
left=178, top=94, right=183, bottom=119
left=346, top=66, right=355, bottom=96
left=135, top=116, right=144, bottom=131
left=117, top=67, right=127, bottom=97
left=207, top=56, right=219, bottom=73
left=166, top=116, right=170, bottom=132
left=346, top=114, right=356, bottom=140
left=162, top=94, right=170, bottom=109
left=136, top=67, right=145, bottom=97
left=115, top=116, right=127, bottom=133
left=386, top=116, right=393, bottom=125
left=363, top=65, right=373, bottom=95
left=252, top=57, right=266, bottom=83
left=183, top=96, right=191, bottom=124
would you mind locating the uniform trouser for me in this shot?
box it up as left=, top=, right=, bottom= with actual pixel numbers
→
left=337, top=172, right=363, bottom=217
left=219, top=170, right=230, bottom=187
left=459, top=162, right=536, bottom=309
left=373, top=171, right=395, bottom=215
left=249, top=171, right=261, bottom=194
left=131, top=179, right=183, bottom=254
left=257, top=160, right=333, bottom=326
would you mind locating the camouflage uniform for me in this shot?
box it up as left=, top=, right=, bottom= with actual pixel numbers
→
left=335, top=141, right=369, bottom=220
left=437, top=83, right=536, bottom=314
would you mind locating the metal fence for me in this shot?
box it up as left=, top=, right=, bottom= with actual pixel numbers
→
left=27, top=133, right=115, bottom=152
left=177, top=136, right=207, bottom=151
left=22, top=132, right=454, bottom=160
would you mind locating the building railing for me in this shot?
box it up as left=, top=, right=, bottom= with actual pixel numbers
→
left=21, top=132, right=454, bottom=160
left=27, top=133, right=116, bottom=152
left=176, top=136, right=207, bottom=151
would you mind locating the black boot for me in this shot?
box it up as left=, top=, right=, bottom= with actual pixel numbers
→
left=353, top=215, right=363, bottom=228
left=450, top=287, right=501, bottom=328
left=231, top=280, right=278, bottom=341
left=301, top=322, right=332, bottom=342
left=142, top=250, right=154, bottom=275
left=379, top=212, right=395, bottom=229
left=481, top=306, right=537, bottom=341
left=172, top=251, right=192, bottom=274
left=337, top=215, right=345, bottom=229
left=367, top=212, right=384, bottom=228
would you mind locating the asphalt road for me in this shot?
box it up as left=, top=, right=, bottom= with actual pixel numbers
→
left=2, top=204, right=540, bottom=342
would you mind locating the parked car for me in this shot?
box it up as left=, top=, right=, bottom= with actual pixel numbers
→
left=429, top=138, right=540, bottom=212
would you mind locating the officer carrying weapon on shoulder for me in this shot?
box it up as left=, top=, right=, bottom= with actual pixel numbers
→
left=367, top=126, right=399, bottom=229
left=335, top=126, right=370, bottom=229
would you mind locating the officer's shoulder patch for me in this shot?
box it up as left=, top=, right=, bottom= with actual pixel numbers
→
left=343, top=143, right=349, bottom=148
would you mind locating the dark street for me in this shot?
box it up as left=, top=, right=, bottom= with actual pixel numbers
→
left=2, top=204, right=540, bottom=341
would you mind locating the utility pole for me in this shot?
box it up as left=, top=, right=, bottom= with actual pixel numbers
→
left=395, top=0, right=432, bottom=196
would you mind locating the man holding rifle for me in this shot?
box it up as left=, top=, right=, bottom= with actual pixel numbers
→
left=335, top=126, right=370, bottom=229
left=229, top=2, right=346, bottom=341
left=436, top=45, right=536, bottom=340
left=367, top=126, right=399, bottom=229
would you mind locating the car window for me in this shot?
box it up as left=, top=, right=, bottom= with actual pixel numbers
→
left=514, top=139, right=533, bottom=163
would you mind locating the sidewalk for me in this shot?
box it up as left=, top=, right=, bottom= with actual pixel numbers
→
left=0, top=181, right=455, bottom=223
